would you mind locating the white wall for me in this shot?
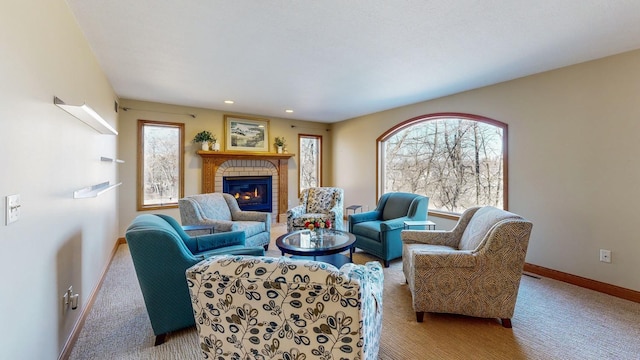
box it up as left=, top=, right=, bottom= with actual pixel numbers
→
left=333, top=50, right=640, bottom=292
left=0, top=1, right=118, bottom=358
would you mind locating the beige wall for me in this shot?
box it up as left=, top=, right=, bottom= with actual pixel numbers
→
left=0, top=1, right=119, bottom=358
left=333, top=50, right=640, bottom=292
left=116, top=100, right=333, bottom=235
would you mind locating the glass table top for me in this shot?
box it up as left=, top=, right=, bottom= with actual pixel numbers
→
left=277, top=229, right=355, bottom=253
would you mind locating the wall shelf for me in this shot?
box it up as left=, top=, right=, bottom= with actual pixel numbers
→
left=73, top=181, right=122, bottom=199
left=54, top=96, right=118, bottom=135
left=100, top=156, right=125, bottom=163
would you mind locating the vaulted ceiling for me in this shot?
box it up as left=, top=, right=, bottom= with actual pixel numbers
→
left=66, top=0, right=640, bottom=122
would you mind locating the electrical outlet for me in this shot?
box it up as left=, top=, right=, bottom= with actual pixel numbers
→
left=599, top=249, right=611, bottom=263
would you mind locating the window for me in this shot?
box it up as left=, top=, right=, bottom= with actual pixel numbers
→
left=137, top=120, right=184, bottom=210
left=378, top=113, right=507, bottom=214
left=298, top=134, right=322, bottom=193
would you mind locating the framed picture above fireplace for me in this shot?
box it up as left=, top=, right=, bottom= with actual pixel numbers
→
left=224, top=115, right=270, bottom=152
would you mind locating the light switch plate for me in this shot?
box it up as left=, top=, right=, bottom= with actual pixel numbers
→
left=6, top=194, right=20, bottom=225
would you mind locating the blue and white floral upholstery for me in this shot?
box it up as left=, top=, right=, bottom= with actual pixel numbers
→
left=287, top=187, right=345, bottom=232
left=401, top=206, right=533, bottom=328
left=179, top=193, right=271, bottom=249
left=186, top=255, right=383, bottom=360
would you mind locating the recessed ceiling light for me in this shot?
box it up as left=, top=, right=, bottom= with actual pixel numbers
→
left=285, top=109, right=294, bottom=113
left=224, top=100, right=234, bottom=104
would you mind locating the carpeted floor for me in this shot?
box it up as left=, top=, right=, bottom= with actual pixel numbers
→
left=69, top=224, right=640, bottom=359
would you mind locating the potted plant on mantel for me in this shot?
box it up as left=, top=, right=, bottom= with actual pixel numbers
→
left=274, top=136, right=286, bottom=153
left=193, top=131, right=217, bottom=151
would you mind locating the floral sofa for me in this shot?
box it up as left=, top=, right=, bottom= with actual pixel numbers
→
left=401, top=206, right=533, bottom=327
left=186, top=255, right=383, bottom=360
left=179, top=193, right=271, bottom=250
left=286, top=187, right=345, bottom=232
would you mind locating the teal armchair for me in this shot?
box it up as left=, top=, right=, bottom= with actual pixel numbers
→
left=124, top=214, right=265, bottom=345
left=349, top=192, right=428, bottom=267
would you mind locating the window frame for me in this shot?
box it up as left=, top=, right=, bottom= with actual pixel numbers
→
left=377, top=112, right=508, bottom=217
left=298, top=134, right=323, bottom=195
left=137, top=119, right=185, bottom=211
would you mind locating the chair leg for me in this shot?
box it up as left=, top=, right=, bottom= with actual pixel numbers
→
left=384, top=260, right=390, bottom=267
left=501, top=318, right=512, bottom=328
left=263, top=244, right=269, bottom=251
left=416, top=312, right=424, bottom=322
left=154, top=333, right=167, bottom=346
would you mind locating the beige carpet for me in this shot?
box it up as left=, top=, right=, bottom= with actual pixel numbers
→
left=69, top=224, right=640, bottom=360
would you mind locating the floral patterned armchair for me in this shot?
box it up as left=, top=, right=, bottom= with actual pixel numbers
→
left=186, top=255, right=384, bottom=360
left=287, top=187, right=344, bottom=232
left=401, top=206, right=533, bottom=327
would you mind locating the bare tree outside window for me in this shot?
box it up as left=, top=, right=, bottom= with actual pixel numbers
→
left=299, top=134, right=322, bottom=193
left=137, top=120, right=184, bottom=210
left=380, top=114, right=507, bottom=213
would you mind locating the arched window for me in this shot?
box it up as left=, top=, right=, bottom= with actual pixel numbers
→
left=378, top=113, right=508, bottom=215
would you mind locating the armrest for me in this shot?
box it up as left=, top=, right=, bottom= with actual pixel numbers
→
left=194, top=230, right=246, bottom=252
left=401, top=230, right=461, bottom=248
left=286, top=205, right=306, bottom=218
left=232, top=210, right=270, bottom=223
left=340, top=261, right=384, bottom=286
left=379, top=218, right=408, bottom=232
left=412, top=250, right=476, bottom=269
left=349, top=210, right=380, bottom=224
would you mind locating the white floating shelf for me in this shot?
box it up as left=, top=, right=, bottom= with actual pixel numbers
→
left=54, top=96, right=118, bottom=135
left=100, top=156, right=125, bottom=163
left=74, top=181, right=122, bottom=199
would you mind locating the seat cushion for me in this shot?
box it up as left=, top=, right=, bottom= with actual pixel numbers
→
left=289, top=213, right=332, bottom=229
left=459, top=206, right=519, bottom=251
left=352, top=221, right=382, bottom=241
left=232, top=221, right=266, bottom=239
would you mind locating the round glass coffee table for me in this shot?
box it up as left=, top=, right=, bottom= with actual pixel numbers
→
left=276, top=229, right=356, bottom=268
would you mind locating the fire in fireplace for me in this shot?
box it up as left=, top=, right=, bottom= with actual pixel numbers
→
left=223, top=176, right=272, bottom=212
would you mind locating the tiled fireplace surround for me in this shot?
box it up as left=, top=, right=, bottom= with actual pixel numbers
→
left=198, top=151, right=294, bottom=222
left=216, top=160, right=278, bottom=219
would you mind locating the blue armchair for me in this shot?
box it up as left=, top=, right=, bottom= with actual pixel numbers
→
left=349, top=192, right=429, bottom=267
left=124, top=214, right=265, bottom=345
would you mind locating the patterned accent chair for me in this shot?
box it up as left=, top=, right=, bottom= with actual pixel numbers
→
left=349, top=192, right=429, bottom=267
left=186, top=255, right=384, bottom=360
left=401, top=206, right=533, bottom=328
left=286, top=187, right=345, bottom=232
left=124, top=214, right=265, bottom=345
left=179, top=193, right=271, bottom=250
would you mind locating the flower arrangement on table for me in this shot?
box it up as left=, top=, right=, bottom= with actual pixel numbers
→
left=304, top=219, right=332, bottom=231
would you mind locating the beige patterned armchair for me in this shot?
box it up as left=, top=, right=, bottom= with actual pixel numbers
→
left=401, top=206, right=533, bottom=327
left=287, top=187, right=345, bottom=232
left=186, top=255, right=383, bottom=360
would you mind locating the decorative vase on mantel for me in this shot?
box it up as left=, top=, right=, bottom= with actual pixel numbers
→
left=277, top=146, right=283, bottom=154
left=201, top=142, right=210, bottom=151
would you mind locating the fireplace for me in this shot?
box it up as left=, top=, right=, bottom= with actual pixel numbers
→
left=223, top=176, right=273, bottom=212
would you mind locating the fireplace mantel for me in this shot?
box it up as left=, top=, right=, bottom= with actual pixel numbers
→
left=197, top=151, right=295, bottom=221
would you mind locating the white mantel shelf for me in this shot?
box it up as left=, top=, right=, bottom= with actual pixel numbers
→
left=197, top=151, right=295, bottom=222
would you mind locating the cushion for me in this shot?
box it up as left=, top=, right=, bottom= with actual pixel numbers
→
left=458, top=206, right=520, bottom=251
left=381, top=193, right=415, bottom=220
left=306, top=188, right=337, bottom=213
left=352, top=221, right=382, bottom=242
left=231, top=221, right=266, bottom=238
left=191, top=193, right=232, bottom=221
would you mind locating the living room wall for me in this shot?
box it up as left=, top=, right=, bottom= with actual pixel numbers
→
left=116, top=100, right=333, bottom=236
left=0, top=1, right=119, bottom=359
left=332, top=49, right=640, bottom=293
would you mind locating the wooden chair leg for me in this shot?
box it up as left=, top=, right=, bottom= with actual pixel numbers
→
left=154, top=333, right=167, bottom=346
left=416, top=312, right=424, bottom=322
left=384, top=260, right=390, bottom=267
left=263, top=244, right=269, bottom=251
left=501, top=318, right=512, bottom=328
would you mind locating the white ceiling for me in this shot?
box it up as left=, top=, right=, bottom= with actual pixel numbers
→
left=65, top=0, right=640, bottom=123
